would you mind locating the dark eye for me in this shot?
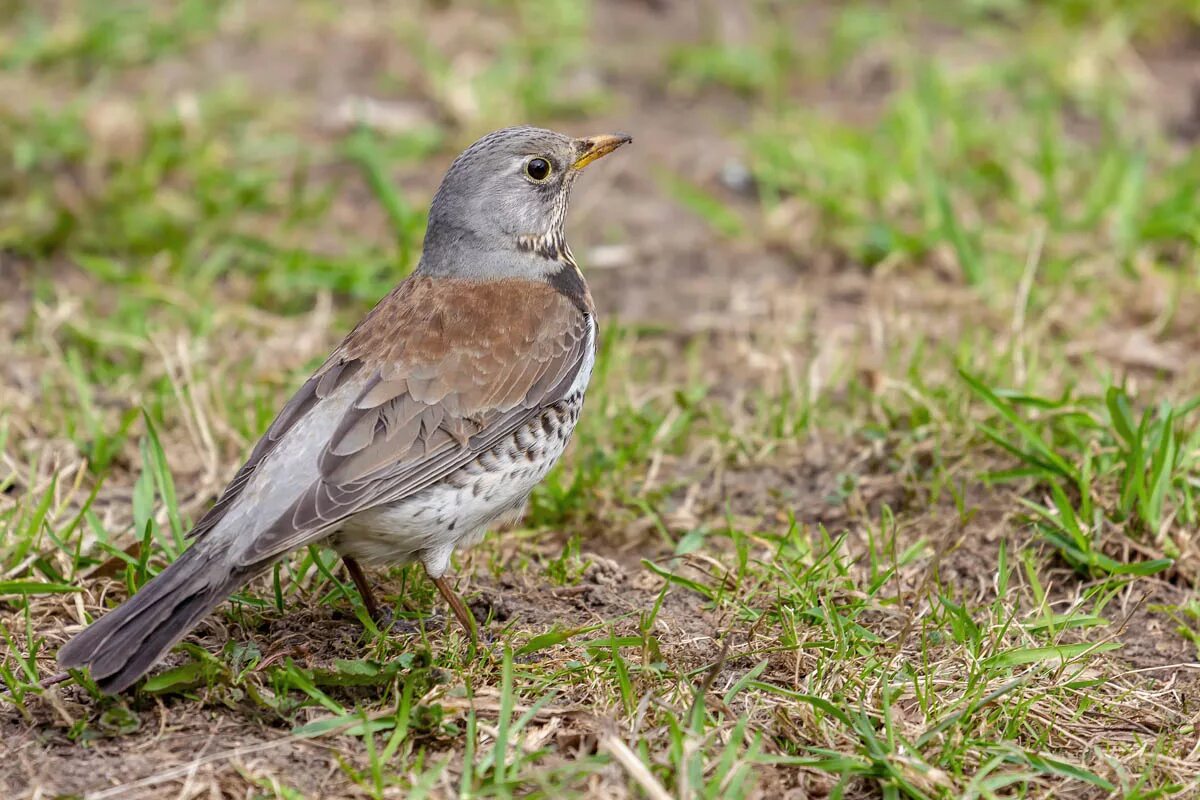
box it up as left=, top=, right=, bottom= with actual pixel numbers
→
left=525, top=157, right=552, bottom=181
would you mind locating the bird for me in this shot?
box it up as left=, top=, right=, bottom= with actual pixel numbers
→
left=58, top=126, right=631, bottom=693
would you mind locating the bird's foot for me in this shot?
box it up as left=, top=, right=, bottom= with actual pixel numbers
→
left=371, top=607, right=448, bottom=637
left=366, top=605, right=395, bottom=631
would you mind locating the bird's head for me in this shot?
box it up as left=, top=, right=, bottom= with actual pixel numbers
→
left=419, top=126, right=631, bottom=276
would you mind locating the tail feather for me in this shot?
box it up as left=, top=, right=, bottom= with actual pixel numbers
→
left=58, top=544, right=250, bottom=694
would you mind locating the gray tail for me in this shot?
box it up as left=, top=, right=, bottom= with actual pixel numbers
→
left=58, top=544, right=249, bottom=694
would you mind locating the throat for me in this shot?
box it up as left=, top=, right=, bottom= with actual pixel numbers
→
left=515, top=230, right=592, bottom=311
left=516, top=229, right=569, bottom=262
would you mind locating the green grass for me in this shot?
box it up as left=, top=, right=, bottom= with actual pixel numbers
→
left=2, top=0, right=1200, bottom=798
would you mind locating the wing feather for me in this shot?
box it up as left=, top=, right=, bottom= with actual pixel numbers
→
left=224, top=276, right=592, bottom=567
left=187, top=359, right=362, bottom=541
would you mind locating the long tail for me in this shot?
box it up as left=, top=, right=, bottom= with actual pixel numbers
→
left=58, top=544, right=252, bottom=694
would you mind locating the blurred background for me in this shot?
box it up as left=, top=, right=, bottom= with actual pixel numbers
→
left=4, top=1, right=1200, bottom=797
left=4, top=0, right=1200, bottom=395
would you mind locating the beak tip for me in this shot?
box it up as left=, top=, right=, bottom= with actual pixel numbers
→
left=573, top=132, right=633, bottom=169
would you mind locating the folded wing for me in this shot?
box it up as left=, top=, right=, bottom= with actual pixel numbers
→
left=190, top=276, right=592, bottom=568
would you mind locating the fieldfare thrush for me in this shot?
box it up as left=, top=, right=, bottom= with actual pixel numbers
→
left=58, top=126, right=631, bottom=693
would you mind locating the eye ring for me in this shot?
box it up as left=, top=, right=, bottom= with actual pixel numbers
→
left=525, top=157, right=552, bottom=182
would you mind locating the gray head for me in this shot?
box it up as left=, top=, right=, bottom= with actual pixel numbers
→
left=417, top=126, right=631, bottom=278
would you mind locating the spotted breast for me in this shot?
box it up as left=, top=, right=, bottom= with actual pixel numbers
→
left=333, top=312, right=595, bottom=578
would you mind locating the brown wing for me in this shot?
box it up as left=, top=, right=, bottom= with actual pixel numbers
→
left=229, top=276, right=592, bottom=567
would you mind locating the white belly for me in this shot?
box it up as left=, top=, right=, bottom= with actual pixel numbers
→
left=335, top=414, right=575, bottom=576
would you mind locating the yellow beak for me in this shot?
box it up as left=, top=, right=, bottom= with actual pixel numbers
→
left=572, top=133, right=632, bottom=170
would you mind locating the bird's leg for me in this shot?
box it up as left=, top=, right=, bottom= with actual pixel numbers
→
left=344, top=558, right=450, bottom=636
left=342, top=556, right=385, bottom=624
left=430, top=573, right=479, bottom=646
